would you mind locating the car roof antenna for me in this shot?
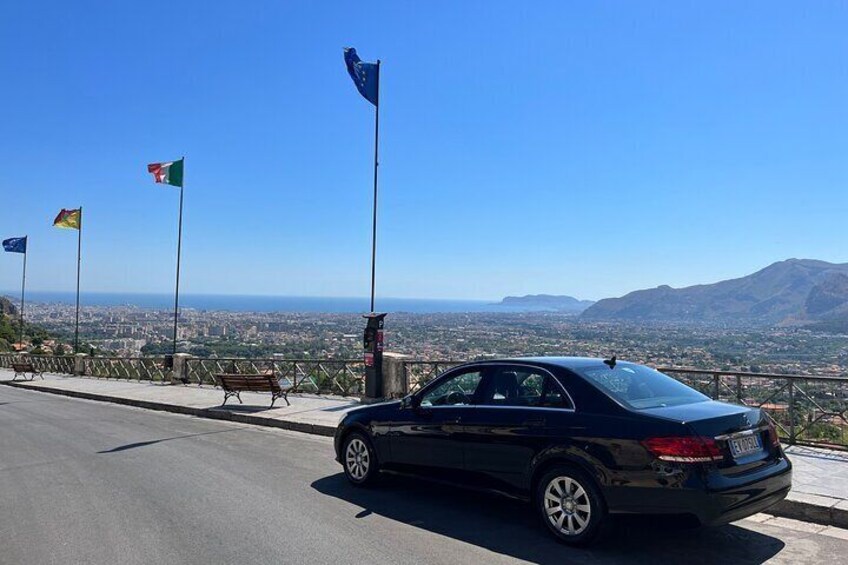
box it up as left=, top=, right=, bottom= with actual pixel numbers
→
left=603, top=355, right=617, bottom=369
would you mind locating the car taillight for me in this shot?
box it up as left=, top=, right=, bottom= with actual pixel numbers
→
left=642, top=436, right=724, bottom=463
left=766, top=419, right=781, bottom=447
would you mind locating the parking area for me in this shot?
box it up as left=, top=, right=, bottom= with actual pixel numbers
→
left=2, top=383, right=848, bottom=564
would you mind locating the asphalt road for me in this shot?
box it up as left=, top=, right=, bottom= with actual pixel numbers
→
left=1, top=385, right=847, bottom=565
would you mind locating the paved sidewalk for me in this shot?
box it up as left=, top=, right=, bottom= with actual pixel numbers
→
left=0, top=370, right=361, bottom=436
left=776, top=445, right=848, bottom=527
left=3, top=369, right=848, bottom=528
left=786, top=445, right=848, bottom=500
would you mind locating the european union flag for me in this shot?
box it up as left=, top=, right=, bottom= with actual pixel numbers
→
left=344, top=48, right=379, bottom=106
left=2, top=236, right=27, bottom=254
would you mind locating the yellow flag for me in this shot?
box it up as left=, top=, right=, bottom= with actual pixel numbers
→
left=53, top=208, right=81, bottom=230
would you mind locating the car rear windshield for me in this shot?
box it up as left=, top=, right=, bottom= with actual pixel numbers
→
left=575, top=363, right=709, bottom=410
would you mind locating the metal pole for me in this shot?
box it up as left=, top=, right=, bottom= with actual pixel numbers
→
left=173, top=162, right=185, bottom=356
left=788, top=379, right=796, bottom=445
left=369, top=60, right=380, bottom=313
left=19, top=245, right=27, bottom=349
left=74, top=208, right=82, bottom=353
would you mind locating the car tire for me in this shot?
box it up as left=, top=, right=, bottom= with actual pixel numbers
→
left=535, top=465, right=607, bottom=546
left=342, top=431, right=379, bottom=486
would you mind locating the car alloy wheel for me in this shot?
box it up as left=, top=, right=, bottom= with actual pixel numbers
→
left=544, top=476, right=592, bottom=536
left=343, top=432, right=378, bottom=485
left=536, top=466, right=605, bottom=545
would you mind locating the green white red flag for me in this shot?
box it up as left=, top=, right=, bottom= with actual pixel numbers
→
left=147, top=159, right=184, bottom=187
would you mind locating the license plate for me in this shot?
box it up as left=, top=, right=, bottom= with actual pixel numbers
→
left=728, top=434, right=762, bottom=458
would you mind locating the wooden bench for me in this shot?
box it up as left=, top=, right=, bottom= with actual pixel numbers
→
left=214, top=373, right=291, bottom=408
left=12, top=362, right=43, bottom=381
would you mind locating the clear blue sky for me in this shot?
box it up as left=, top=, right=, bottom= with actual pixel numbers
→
left=1, top=1, right=846, bottom=301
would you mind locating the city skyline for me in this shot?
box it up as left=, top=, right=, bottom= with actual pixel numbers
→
left=2, top=1, right=846, bottom=301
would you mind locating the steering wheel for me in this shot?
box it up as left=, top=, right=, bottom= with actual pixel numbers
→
left=446, top=390, right=468, bottom=405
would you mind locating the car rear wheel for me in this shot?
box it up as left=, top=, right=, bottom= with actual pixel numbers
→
left=342, top=432, right=379, bottom=486
left=536, top=466, right=606, bottom=545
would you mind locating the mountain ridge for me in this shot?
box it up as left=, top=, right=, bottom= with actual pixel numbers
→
left=497, top=294, right=595, bottom=313
left=580, top=259, right=848, bottom=325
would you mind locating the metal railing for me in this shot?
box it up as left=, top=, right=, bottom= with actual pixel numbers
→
left=659, top=368, right=848, bottom=451
left=402, top=360, right=464, bottom=392
left=0, top=353, right=75, bottom=375
left=0, top=353, right=365, bottom=395
left=184, top=358, right=366, bottom=396
left=84, top=357, right=169, bottom=381
left=2, top=352, right=846, bottom=449
left=398, top=360, right=848, bottom=450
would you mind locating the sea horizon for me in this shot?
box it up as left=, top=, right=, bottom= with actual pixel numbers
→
left=0, top=290, right=526, bottom=314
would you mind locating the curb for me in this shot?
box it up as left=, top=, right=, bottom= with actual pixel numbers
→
left=3, top=379, right=848, bottom=530
left=769, top=492, right=848, bottom=530
left=0, top=380, right=337, bottom=438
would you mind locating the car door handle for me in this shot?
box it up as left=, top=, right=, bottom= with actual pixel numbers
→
left=523, top=418, right=545, bottom=427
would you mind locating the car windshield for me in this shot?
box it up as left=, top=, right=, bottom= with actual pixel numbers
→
left=576, top=363, right=709, bottom=410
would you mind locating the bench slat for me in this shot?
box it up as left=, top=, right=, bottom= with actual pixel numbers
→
left=215, top=374, right=286, bottom=392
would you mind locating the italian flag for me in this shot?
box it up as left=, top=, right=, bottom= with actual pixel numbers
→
left=147, top=158, right=184, bottom=187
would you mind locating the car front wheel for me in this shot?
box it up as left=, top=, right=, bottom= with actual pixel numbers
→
left=342, top=432, right=379, bottom=486
left=536, top=466, right=606, bottom=545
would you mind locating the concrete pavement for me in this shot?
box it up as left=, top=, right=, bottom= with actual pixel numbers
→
left=3, top=370, right=848, bottom=529
left=2, top=384, right=848, bottom=565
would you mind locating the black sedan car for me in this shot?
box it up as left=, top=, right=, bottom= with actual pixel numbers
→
left=334, top=357, right=792, bottom=545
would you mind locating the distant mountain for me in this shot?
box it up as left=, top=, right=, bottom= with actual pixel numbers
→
left=0, top=296, right=17, bottom=317
left=581, top=259, right=848, bottom=326
left=0, top=296, right=20, bottom=350
left=497, top=294, right=595, bottom=313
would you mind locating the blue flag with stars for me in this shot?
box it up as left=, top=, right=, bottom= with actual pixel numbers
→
left=3, top=236, right=27, bottom=254
left=344, top=47, right=379, bottom=106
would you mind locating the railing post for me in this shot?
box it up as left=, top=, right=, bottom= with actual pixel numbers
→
left=74, top=353, right=87, bottom=376
left=713, top=373, right=720, bottom=400
left=402, top=362, right=409, bottom=394
left=736, top=375, right=743, bottom=404
left=788, top=378, right=796, bottom=445
left=170, top=353, right=191, bottom=385
left=381, top=353, right=410, bottom=399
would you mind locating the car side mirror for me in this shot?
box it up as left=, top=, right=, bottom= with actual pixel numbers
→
left=401, top=395, right=421, bottom=410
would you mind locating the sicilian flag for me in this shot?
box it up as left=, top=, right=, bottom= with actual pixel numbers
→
left=147, top=158, right=184, bottom=187
left=53, top=209, right=82, bottom=230
left=2, top=236, right=27, bottom=254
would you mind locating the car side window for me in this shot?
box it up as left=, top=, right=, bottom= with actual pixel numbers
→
left=480, top=367, right=573, bottom=409
left=538, top=374, right=573, bottom=409
left=420, top=370, right=483, bottom=407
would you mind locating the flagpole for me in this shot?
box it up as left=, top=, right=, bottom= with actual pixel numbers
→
left=75, top=207, right=82, bottom=353
left=19, top=243, right=27, bottom=349
left=172, top=158, right=185, bottom=356
left=369, top=60, right=381, bottom=313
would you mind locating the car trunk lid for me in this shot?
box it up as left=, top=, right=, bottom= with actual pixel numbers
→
left=641, top=401, right=777, bottom=471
